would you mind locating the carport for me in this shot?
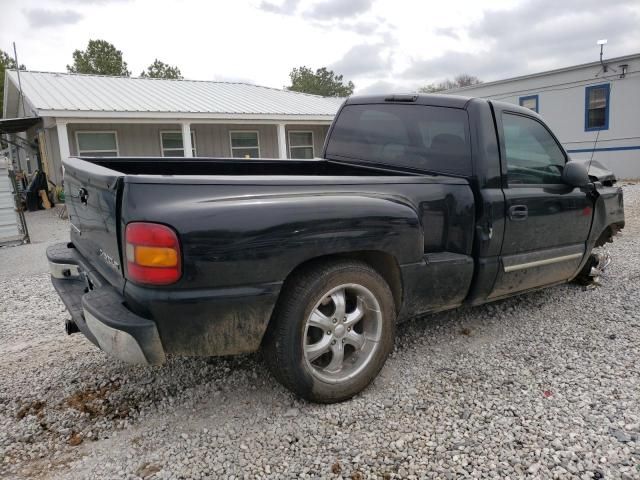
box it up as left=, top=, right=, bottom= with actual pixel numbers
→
left=0, top=116, right=41, bottom=245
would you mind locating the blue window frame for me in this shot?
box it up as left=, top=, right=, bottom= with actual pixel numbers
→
left=585, top=83, right=610, bottom=131
left=519, top=95, right=539, bottom=113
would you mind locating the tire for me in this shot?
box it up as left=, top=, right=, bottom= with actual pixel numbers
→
left=263, top=260, right=396, bottom=403
left=574, top=250, right=598, bottom=285
left=574, top=249, right=611, bottom=285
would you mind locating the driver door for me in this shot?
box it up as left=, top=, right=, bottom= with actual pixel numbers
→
left=489, top=109, right=593, bottom=299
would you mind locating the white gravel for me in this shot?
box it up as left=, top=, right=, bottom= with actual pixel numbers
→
left=1, top=186, right=640, bottom=479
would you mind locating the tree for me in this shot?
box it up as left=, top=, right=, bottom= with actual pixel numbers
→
left=1, top=49, right=26, bottom=119
left=418, top=74, right=482, bottom=93
left=140, top=59, right=183, bottom=79
left=287, top=66, right=354, bottom=97
left=67, top=39, right=130, bottom=76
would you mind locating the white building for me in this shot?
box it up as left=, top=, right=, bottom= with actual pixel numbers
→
left=446, top=53, right=640, bottom=178
left=1, top=71, right=343, bottom=187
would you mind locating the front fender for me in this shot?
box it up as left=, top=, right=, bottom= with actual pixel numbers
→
left=572, top=183, right=624, bottom=277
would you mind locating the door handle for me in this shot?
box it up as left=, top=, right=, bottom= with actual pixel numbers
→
left=508, top=205, right=528, bottom=221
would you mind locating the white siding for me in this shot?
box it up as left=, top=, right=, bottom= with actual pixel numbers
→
left=447, top=55, right=640, bottom=178
left=40, top=122, right=330, bottom=180
left=192, top=124, right=279, bottom=158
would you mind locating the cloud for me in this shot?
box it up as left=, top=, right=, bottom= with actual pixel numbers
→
left=435, top=27, right=458, bottom=40
left=469, top=0, right=639, bottom=63
left=327, top=19, right=395, bottom=40
left=258, top=0, right=301, bottom=15
left=356, top=80, right=406, bottom=95
left=330, top=43, right=391, bottom=78
left=305, top=0, right=375, bottom=20
left=213, top=73, right=258, bottom=85
left=346, top=21, right=378, bottom=35
left=403, top=51, right=519, bottom=81
left=59, top=0, right=132, bottom=3
left=403, top=0, right=640, bottom=83
left=23, top=8, right=83, bottom=28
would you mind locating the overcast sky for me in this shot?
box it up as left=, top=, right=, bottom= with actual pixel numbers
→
left=1, top=0, right=639, bottom=94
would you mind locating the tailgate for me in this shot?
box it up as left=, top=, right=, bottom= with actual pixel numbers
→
left=63, top=157, right=125, bottom=290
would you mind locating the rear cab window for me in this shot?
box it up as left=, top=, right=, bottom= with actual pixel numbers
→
left=325, top=104, right=472, bottom=176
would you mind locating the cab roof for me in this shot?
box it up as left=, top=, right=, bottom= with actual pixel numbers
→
left=345, top=93, right=543, bottom=118
left=345, top=93, right=474, bottom=109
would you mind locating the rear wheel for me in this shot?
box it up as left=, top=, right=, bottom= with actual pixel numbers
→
left=263, top=260, right=396, bottom=403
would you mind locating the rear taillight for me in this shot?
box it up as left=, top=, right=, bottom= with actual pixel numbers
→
left=125, top=222, right=181, bottom=285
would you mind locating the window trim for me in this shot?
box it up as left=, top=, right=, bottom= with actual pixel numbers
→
left=518, top=94, right=539, bottom=113
left=229, top=130, right=261, bottom=158
left=501, top=111, right=568, bottom=188
left=75, top=130, right=119, bottom=156
left=584, top=83, right=610, bottom=132
left=288, top=130, right=314, bottom=159
left=159, top=130, right=197, bottom=157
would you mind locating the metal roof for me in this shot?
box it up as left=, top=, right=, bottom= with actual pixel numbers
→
left=5, top=70, right=344, bottom=119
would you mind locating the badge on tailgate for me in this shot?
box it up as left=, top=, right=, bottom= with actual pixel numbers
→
left=98, top=248, right=120, bottom=271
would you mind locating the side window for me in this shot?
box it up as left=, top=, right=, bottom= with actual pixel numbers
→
left=502, top=113, right=565, bottom=185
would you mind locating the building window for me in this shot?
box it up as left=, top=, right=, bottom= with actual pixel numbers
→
left=160, top=131, right=196, bottom=157
left=585, top=83, right=610, bottom=131
left=288, top=131, right=314, bottom=159
left=230, top=131, right=260, bottom=158
left=76, top=131, right=119, bottom=156
left=519, top=95, right=539, bottom=113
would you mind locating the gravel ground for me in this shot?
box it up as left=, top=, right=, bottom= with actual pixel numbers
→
left=1, top=186, right=640, bottom=480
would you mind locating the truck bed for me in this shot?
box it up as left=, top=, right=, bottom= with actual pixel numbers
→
left=83, top=157, right=414, bottom=177
left=62, top=156, right=476, bottom=356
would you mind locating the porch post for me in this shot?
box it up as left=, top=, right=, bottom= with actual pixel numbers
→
left=56, top=120, right=71, bottom=162
left=277, top=123, right=287, bottom=159
left=181, top=121, right=193, bottom=157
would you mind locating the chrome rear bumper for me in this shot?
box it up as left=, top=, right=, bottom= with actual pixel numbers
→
left=47, top=242, right=166, bottom=365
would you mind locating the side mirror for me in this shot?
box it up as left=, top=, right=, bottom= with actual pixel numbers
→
left=562, top=161, right=591, bottom=188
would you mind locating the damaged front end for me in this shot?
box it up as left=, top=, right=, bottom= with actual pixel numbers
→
left=572, top=159, right=625, bottom=286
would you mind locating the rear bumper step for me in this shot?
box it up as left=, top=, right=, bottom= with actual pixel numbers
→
left=47, top=242, right=166, bottom=365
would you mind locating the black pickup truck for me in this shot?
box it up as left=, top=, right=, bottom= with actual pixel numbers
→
left=48, top=94, right=624, bottom=403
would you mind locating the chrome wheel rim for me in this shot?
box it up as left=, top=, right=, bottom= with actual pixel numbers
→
left=303, top=283, right=383, bottom=384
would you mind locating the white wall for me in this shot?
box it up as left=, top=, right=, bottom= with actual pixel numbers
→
left=450, top=55, right=640, bottom=178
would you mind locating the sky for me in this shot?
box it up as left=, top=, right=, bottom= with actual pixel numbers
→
left=1, top=0, right=639, bottom=94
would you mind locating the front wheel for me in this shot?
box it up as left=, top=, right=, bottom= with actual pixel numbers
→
left=263, top=260, right=396, bottom=403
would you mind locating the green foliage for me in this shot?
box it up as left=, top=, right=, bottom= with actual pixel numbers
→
left=418, top=74, right=482, bottom=93
left=140, top=59, right=183, bottom=79
left=67, top=39, right=131, bottom=76
left=287, top=66, right=354, bottom=97
left=1, top=49, right=26, bottom=119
